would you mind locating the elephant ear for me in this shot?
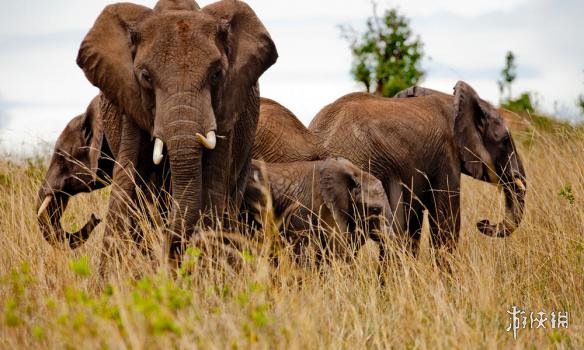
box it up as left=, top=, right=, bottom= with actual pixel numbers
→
left=453, top=81, right=495, bottom=180
left=203, top=0, right=278, bottom=131
left=77, top=3, right=153, bottom=132
left=154, top=0, right=200, bottom=12
left=82, top=96, right=104, bottom=181
left=319, top=158, right=361, bottom=233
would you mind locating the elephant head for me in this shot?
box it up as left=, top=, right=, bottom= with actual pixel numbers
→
left=453, top=81, right=527, bottom=237
left=37, top=96, right=109, bottom=248
left=319, top=158, right=390, bottom=237
left=76, top=0, right=277, bottom=236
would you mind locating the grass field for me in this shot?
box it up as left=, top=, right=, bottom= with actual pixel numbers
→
left=0, top=125, right=583, bottom=349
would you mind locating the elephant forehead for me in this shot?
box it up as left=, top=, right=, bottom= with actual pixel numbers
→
left=362, top=178, right=386, bottom=197
left=140, top=12, right=219, bottom=52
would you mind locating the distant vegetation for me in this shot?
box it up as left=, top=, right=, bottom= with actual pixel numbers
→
left=496, top=52, right=583, bottom=132
left=340, top=3, right=424, bottom=97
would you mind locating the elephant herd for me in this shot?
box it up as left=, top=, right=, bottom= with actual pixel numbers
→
left=36, top=0, right=527, bottom=272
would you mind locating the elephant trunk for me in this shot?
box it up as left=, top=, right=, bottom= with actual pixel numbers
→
left=166, top=134, right=203, bottom=257
left=36, top=191, right=101, bottom=249
left=477, top=173, right=526, bottom=238
left=155, top=90, right=217, bottom=259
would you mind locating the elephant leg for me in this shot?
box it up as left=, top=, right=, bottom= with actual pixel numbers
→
left=99, top=118, right=143, bottom=278
left=377, top=178, right=406, bottom=263
left=404, top=199, right=425, bottom=257
left=426, top=176, right=461, bottom=269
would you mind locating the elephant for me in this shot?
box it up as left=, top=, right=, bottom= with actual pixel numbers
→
left=242, top=158, right=391, bottom=262
left=36, top=95, right=113, bottom=248
left=36, top=94, right=171, bottom=249
left=252, top=98, right=321, bottom=162
left=308, top=81, right=527, bottom=256
left=75, top=0, right=277, bottom=265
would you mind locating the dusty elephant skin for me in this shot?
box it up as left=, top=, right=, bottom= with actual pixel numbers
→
left=36, top=95, right=170, bottom=249
left=75, top=0, right=277, bottom=267
left=242, top=158, right=390, bottom=262
left=309, top=81, right=527, bottom=256
left=252, top=98, right=322, bottom=163
left=36, top=95, right=114, bottom=249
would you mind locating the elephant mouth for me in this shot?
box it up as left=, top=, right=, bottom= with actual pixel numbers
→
left=37, top=190, right=102, bottom=249
left=152, top=131, right=217, bottom=166
left=510, top=172, right=527, bottom=192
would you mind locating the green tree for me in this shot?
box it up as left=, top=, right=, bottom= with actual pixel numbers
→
left=498, top=51, right=517, bottom=102
left=340, top=3, right=424, bottom=97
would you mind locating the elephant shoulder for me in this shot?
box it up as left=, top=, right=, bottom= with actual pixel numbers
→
left=310, top=92, right=376, bottom=130
left=259, top=97, right=307, bottom=131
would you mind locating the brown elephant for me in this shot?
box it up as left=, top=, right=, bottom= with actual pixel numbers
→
left=36, top=95, right=170, bottom=249
left=308, top=81, right=527, bottom=256
left=242, top=158, right=391, bottom=262
left=36, top=95, right=112, bottom=248
left=76, top=0, right=277, bottom=264
left=252, top=98, right=321, bottom=162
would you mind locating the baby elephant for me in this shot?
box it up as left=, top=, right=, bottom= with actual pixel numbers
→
left=243, top=158, right=391, bottom=262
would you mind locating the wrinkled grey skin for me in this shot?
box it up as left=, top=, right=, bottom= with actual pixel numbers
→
left=309, top=81, right=527, bottom=257
left=36, top=95, right=170, bottom=249
left=76, top=0, right=277, bottom=267
left=242, top=158, right=391, bottom=262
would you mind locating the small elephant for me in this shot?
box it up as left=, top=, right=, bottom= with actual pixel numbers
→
left=36, top=95, right=114, bottom=248
left=242, top=158, right=391, bottom=262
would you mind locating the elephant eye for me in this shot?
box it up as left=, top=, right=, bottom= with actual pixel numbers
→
left=140, top=69, right=153, bottom=88
left=369, top=206, right=382, bottom=215
left=210, top=68, right=223, bottom=86
left=500, top=134, right=511, bottom=146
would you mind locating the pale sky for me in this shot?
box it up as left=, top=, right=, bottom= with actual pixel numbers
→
left=1, top=0, right=583, bottom=155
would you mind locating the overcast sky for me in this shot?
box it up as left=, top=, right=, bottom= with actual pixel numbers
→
left=1, top=0, right=583, bottom=154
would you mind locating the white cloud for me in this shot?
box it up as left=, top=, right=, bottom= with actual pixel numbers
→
left=0, top=0, right=582, bottom=153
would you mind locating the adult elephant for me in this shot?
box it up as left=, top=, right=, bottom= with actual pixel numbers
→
left=252, top=98, right=321, bottom=162
left=308, top=81, right=527, bottom=256
left=76, top=0, right=277, bottom=265
left=36, top=95, right=113, bottom=248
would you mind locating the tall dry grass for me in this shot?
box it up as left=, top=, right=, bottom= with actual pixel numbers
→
left=0, top=127, right=582, bottom=349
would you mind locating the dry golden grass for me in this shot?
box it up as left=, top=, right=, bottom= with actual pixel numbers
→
left=0, top=128, right=583, bottom=349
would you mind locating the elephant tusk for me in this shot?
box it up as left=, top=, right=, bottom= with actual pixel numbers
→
left=515, top=178, right=526, bottom=191
left=196, top=131, right=217, bottom=150
left=37, top=195, right=52, bottom=218
left=153, top=138, right=164, bottom=165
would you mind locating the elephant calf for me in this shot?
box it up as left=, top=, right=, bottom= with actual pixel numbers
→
left=242, top=158, right=392, bottom=262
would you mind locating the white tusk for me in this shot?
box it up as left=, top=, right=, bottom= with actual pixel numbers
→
left=37, top=195, right=52, bottom=218
left=196, top=131, right=217, bottom=150
left=515, top=178, right=526, bottom=191
left=153, top=138, right=164, bottom=165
